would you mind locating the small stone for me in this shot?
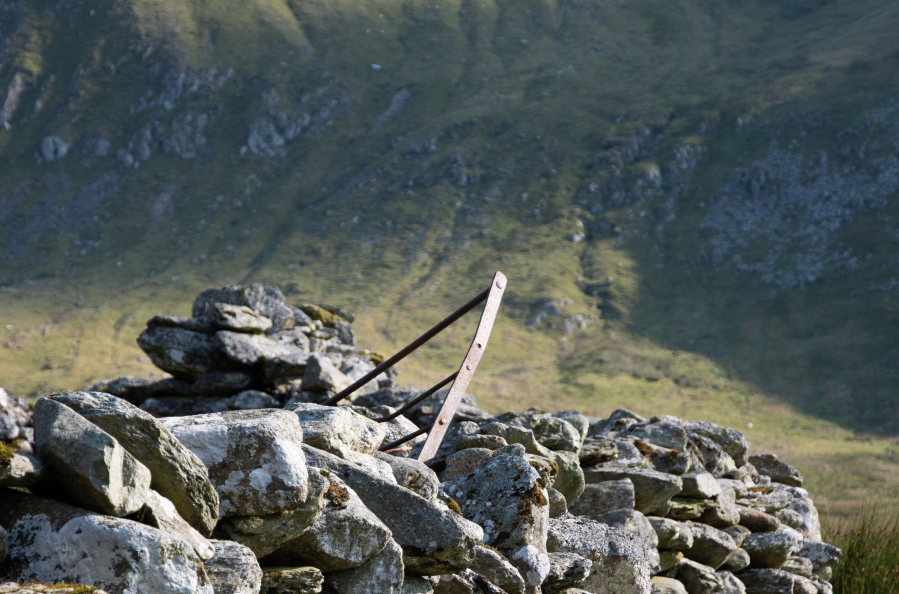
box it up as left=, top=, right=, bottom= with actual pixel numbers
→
left=324, top=538, right=404, bottom=594
left=583, top=467, right=682, bottom=515
left=579, top=437, right=619, bottom=466
left=228, top=390, right=282, bottom=410
left=132, top=490, right=215, bottom=560
left=741, top=530, right=803, bottom=568
left=667, top=497, right=710, bottom=520
left=192, top=372, right=253, bottom=395
left=594, top=509, right=658, bottom=549
left=138, top=326, right=228, bottom=380
left=748, top=455, right=802, bottom=488
left=468, top=544, right=526, bottom=594
left=652, top=575, right=688, bottom=594
left=287, top=402, right=386, bottom=457
left=648, top=517, right=693, bottom=550
left=796, top=541, right=842, bottom=573
left=303, top=354, right=352, bottom=393
left=208, top=303, right=273, bottom=333
left=205, top=539, right=263, bottom=594
left=722, top=525, right=750, bottom=547
left=684, top=524, right=737, bottom=570
left=261, top=566, right=324, bottom=594
left=723, top=549, right=750, bottom=571
left=681, top=421, right=748, bottom=467
left=736, top=568, right=817, bottom=594
left=680, top=472, right=722, bottom=498
left=548, top=487, right=568, bottom=518
left=738, top=507, right=780, bottom=532
left=569, top=479, right=635, bottom=519
left=375, top=452, right=441, bottom=503
left=543, top=552, right=592, bottom=594
left=0, top=451, right=43, bottom=488
left=675, top=558, right=724, bottom=594
left=442, top=448, right=495, bottom=482
left=657, top=550, right=684, bottom=573
left=780, top=556, right=813, bottom=578
left=716, top=570, right=746, bottom=594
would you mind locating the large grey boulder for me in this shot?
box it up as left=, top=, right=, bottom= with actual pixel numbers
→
left=34, top=398, right=151, bottom=517
left=47, top=391, right=219, bottom=535
left=261, top=566, right=324, bottom=594
left=442, top=451, right=549, bottom=586
left=138, top=326, right=227, bottom=380
left=287, top=403, right=386, bottom=456
left=134, top=490, right=215, bottom=560
left=648, top=517, right=693, bottom=550
left=684, top=524, right=737, bottom=570
left=681, top=421, right=749, bottom=467
left=264, top=472, right=391, bottom=571
left=205, top=539, right=262, bottom=594
left=546, top=514, right=652, bottom=594
left=324, top=538, right=405, bottom=594
left=302, top=445, right=480, bottom=575
left=741, top=530, right=803, bottom=568
left=193, top=284, right=295, bottom=334
left=0, top=489, right=212, bottom=593
left=796, top=541, right=842, bottom=573
left=0, top=451, right=43, bottom=488
left=568, top=479, right=635, bottom=518
left=748, top=455, right=802, bottom=488
left=468, top=544, right=526, bottom=594
left=161, top=409, right=309, bottom=518
left=215, top=467, right=329, bottom=558
left=583, top=467, right=682, bottom=515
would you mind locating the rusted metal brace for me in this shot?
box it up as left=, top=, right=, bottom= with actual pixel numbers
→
left=322, top=271, right=506, bottom=463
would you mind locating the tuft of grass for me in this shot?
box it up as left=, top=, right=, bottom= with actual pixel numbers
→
left=0, top=441, right=15, bottom=466
left=826, top=503, right=899, bottom=594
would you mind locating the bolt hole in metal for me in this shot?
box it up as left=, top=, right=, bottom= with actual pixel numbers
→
left=324, top=271, right=507, bottom=462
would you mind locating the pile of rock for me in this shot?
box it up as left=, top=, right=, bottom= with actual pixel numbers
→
left=0, top=285, right=842, bottom=594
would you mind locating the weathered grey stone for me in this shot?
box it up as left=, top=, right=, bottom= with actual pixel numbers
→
left=658, top=550, right=684, bottom=573
left=547, top=514, right=653, bottom=594
left=162, top=409, right=308, bottom=518
left=47, top=391, right=219, bottom=535
left=742, top=530, right=803, bottom=568
left=780, top=487, right=821, bottom=541
left=454, top=434, right=509, bottom=452
left=681, top=421, right=748, bottom=468
left=676, top=558, right=724, bottom=594
left=651, top=576, right=688, bottom=594
left=442, top=448, right=495, bottom=482
left=738, top=507, right=780, bottom=532
left=716, top=570, right=746, bottom=594
left=774, top=509, right=803, bottom=531
left=192, top=372, right=254, bottom=395
left=141, top=396, right=232, bottom=417
left=588, top=409, right=647, bottom=437
left=700, top=485, right=741, bottom=527
left=579, top=437, right=618, bottom=466
left=0, top=489, right=212, bottom=593
left=401, top=574, right=435, bottom=594
left=634, top=439, right=692, bottom=475
left=433, top=569, right=506, bottom=594
left=261, top=566, right=323, bottom=594
left=796, top=540, right=842, bottom=572
left=668, top=497, right=711, bottom=520
left=554, top=410, right=590, bottom=443
left=648, top=517, right=693, bottom=550
left=723, top=548, right=750, bottom=571
left=0, top=451, right=43, bottom=488
left=147, top=315, right=215, bottom=333
left=34, top=398, right=150, bottom=517
left=543, top=552, right=592, bottom=594
left=302, top=445, right=480, bottom=575
left=228, top=390, right=282, bottom=410
left=193, top=284, right=295, bottom=333
left=133, top=490, right=215, bottom=560
left=550, top=450, right=586, bottom=506
left=680, top=472, right=722, bottom=498
left=736, top=568, right=817, bottom=594
left=626, top=422, right=690, bottom=452
left=303, top=355, right=351, bottom=393
left=216, top=330, right=296, bottom=367
left=569, top=480, right=635, bottom=518
left=603, top=438, right=651, bottom=469
left=287, top=403, right=386, bottom=457
left=208, top=303, right=273, bottom=333
left=738, top=486, right=794, bottom=515
left=375, top=452, right=440, bottom=503
left=722, top=525, right=750, bottom=547
left=522, top=412, right=582, bottom=452
left=747, top=455, right=802, bottom=488
left=684, top=524, right=737, bottom=570
left=584, top=467, right=682, bottom=515
left=548, top=487, right=568, bottom=518
left=205, top=539, right=262, bottom=594
left=216, top=469, right=329, bottom=558
left=324, top=538, right=404, bottom=594
left=265, top=473, right=391, bottom=571
left=138, top=326, right=227, bottom=380
left=595, top=509, right=658, bottom=549
left=479, top=422, right=545, bottom=456
left=469, top=544, right=526, bottom=594
left=780, top=556, right=813, bottom=578
left=442, top=451, right=549, bottom=586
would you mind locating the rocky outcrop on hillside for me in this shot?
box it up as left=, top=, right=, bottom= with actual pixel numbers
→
left=0, top=285, right=842, bottom=594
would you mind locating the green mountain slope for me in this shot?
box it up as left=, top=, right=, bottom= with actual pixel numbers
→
left=2, top=0, right=899, bottom=511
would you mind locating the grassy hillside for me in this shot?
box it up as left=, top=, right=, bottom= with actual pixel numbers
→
left=2, top=0, right=899, bottom=511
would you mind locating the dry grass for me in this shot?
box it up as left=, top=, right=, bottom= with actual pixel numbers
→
left=825, top=503, right=899, bottom=594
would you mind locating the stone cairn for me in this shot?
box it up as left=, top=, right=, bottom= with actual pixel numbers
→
left=0, top=284, right=843, bottom=594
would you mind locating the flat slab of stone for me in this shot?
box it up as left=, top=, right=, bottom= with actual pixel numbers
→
left=748, top=455, right=803, bottom=488
left=324, top=538, right=404, bottom=594
left=583, top=467, right=682, bottom=515
left=138, top=326, right=227, bottom=380
left=161, top=409, right=308, bottom=518
left=568, top=479, right=635, bottom=519
left=34, top=398, right=150, bottom=517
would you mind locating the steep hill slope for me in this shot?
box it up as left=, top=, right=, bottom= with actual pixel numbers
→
left=2, top=0, right=899, bottom=510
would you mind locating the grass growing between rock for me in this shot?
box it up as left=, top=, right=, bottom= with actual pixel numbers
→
left=826, top=504, right=899, bottom=594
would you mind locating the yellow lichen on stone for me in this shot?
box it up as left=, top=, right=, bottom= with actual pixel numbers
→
left=0, top=441, right=14, bottom=466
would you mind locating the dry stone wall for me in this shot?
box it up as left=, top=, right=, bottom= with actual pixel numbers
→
left=0, top=285, right=842, bottom=594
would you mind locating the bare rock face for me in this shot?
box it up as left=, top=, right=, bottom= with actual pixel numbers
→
left=161, top=409, right=309, bottom=518
left=33, top=398, right=151, bottom=518
left=302, top=445, right=480, bottom=576
left=287, top=403, right=386, bottom=457
left=263, top=472, right=392, bottom=571
left=546, top=514, right=653, bottom=594
left=261, top=566, right=324, bottom=594
left=204, top=539, right=262, bottom=594
left=0, top=489, right=212, bottom=594
left=442, top=450, right=550, bottom=587
left=324, top=538, right=405, bottom=594
left=46, top=391, right=219, bottom=535
left=193, top=284, right=296, bottom=334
